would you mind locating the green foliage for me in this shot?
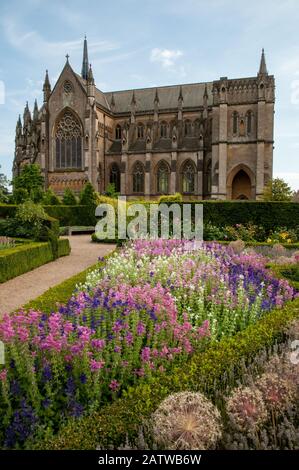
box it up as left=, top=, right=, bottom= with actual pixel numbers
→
left=262, top=178, right=294, bottom=202
left=13, top=163, right=44, bottom=194
left=79, top=182, right=97, bottom=206
left=268, top=263, right=299, bottom=291
left=29, top=187, right=44, bottom=203
left=31, top=297, right=299, bottom=450
left=43, top=189, right=61, bottom=205
left=105, top=183, right=119, bottom=199
left=44, top=205, right=96, bottom=226
left=0, top=239, right=70, bottom=283
left=12, top=187, right=29, bottom=204
left=0, top=165, right=10, bottom=203
left=62, top=188, right=77, bottom=205
left=158, top=193, right=183, bottom=203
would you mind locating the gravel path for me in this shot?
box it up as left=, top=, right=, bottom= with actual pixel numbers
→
left=0, top=236, right=115, bottom=316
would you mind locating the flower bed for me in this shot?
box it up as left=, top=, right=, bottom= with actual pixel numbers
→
left=0, top=240, right=297, bottom=448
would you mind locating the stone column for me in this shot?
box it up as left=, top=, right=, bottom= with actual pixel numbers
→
left=218, top=103, right=228, bottom=199
left=145, top=152, right=151, bottom=197
left=120, top=153, right=128, bottom=195
left=256, top=100, right=265, bottom=198
left=170, top=151, right=177, bottom=194
left=197, top=146, right=204, bottom=199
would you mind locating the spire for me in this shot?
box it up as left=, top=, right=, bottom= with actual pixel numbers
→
left=131, top=90, right=136, bottom=106
left=16, top=114, right=22, bottom=136
left=203, top=83, right=208, bottom=100
left=33, top=99, right=39, bottom=120
left=81, top=35, right=89, bottom=81
left=154, top=87, right=159, bottom=104
left=17, top=114, right=22, bottom=127
left=178, top=85, right=183, bottom=102
left=110, top=92, right=115, bottom=110
left=23, top=101, right=31, bottom=126
left=258, top=48, right=268, bottom=75
left=43, top=70, right=50, bottom=89
left=87, top=63, right=94, bottom=84
left=43, top=70, right=51, bottom=102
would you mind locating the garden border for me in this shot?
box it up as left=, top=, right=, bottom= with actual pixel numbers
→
left=30, top=296, right=299, bottom=450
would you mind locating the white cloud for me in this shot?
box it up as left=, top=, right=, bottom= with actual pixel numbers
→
left=150, top=48, right=183, bottom=68
left=2, top=17, right=119, bottom=60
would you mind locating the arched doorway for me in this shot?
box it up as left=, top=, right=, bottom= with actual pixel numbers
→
left=231, top=170, right=251, bottom=200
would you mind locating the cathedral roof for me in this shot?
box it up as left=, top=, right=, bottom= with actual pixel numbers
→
left=104, top=82, right=213, bottom=114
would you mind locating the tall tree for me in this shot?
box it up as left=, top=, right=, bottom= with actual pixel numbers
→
left=13, top=164, right=44, bottom=194
left=0, top=165, right=10, bottom=203
left=262, top=178, right=293, bottom=202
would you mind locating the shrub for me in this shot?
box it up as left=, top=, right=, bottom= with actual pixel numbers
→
left=43, top=189, right=61, bottom=205
left=152, top=391, right=222, bottom=450
left=104, top=183, right=119, bottom=199
left=62, top=188, right=77, bottom=205
left=79, top=182, right=97, bottom=206
left=158, top=193, right=183, bottom=203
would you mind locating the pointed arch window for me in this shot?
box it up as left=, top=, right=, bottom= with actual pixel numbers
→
left=160, top=121, right=167, bottom=138
left=157, top=161, right=169, bottom=194
left=110, top=163, right=120, bottom=192
left=182, top=161, right=195, bottom=193
left=55, top=111, right=82, bottom=169
left=115, top=125, right=121, bottom=140
left=184, top=120, right=192, bottom=137
left=194, top=119, right=201, bottom=136
left=132, top=162, right=144, bottom=193
left=137, top=123, right=144, bottom=139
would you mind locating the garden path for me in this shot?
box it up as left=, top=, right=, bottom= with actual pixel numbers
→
left=0, top=236, right=115, bottom=316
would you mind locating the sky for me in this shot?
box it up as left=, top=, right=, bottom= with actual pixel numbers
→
left=0, top=0, right=299, bottom=189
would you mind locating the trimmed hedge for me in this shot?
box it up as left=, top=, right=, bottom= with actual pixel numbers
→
left=2, top=201, right=299, bottom=232
left=0, top=239, right=71, bottom=283
left=30, top=297, right=299, bottom=450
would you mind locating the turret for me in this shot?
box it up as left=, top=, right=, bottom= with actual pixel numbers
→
left=43, top=70, right=51, bottom=103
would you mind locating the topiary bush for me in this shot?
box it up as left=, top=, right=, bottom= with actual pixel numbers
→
left=62, top=188, right=77, bottom=205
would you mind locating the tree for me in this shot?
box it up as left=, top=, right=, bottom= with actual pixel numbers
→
left=79, top=182, right=97, bottom=206
left=262, top=178, right=294, bottom=202
left=43, top=188, right=61, bottom=205
left=0, top=165, right=10, bottom=203
left=62, top=188, right=77, bottom=205
left=292, top=190, right=299, bottom=203
left=13, top=164, right=44, bottom=194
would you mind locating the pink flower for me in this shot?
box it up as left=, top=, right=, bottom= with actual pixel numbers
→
left=0, top=369, right=7, bottom=382
left=90, top=359, right=105, bottom=371
left=109, top=379, right=120, bottom=391
left=91, top=338, right=105, bottom=349
left=141, top=347, right=151, bottom=362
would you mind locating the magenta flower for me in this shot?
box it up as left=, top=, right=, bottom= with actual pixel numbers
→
left=90, top=359, right=105, bottom=371
left=0, top=369, right=7, bottom=382
left=109, top=379, right=120, bottom=391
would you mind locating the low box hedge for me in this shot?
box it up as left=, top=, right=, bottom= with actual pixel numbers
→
left=0, top=238, right=71, bottom=283
left=30, top=296, right=299, bottom=450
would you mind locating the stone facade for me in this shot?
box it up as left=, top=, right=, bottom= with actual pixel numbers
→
left=13, top=40, right=275, bottom=200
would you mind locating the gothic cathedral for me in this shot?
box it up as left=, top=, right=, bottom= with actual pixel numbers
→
left=13, top=38, right=275, bottom=200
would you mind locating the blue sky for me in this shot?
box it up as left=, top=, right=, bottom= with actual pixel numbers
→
left=0, top=0, right=299, bottom=189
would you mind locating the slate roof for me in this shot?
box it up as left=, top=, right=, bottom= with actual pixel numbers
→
left=103, top=82, right=213, bottom=114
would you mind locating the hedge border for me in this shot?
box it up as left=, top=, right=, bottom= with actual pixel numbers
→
left=31, top=297, right=299, bottom=450
left=0, top=239, right=70, bottom=283
left=2, top=201, right=299, bottom=231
